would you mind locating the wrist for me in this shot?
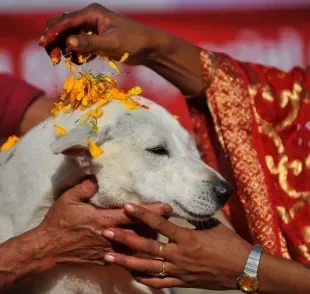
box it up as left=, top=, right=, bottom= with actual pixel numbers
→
left=225, top=242, right=252, bottom=290
left=145, top=30, right=205, bottom=97
left=145, top=28, right=175, bottom=65
left=17, top=226, right=56, bottom=271
left=0, top=227, right=55, bottom=289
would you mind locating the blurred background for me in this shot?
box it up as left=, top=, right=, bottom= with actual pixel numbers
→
left=1, top=0, right=310, bottom=131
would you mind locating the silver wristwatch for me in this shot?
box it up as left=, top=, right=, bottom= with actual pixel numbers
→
left=237, top=245, right=264, bottom=293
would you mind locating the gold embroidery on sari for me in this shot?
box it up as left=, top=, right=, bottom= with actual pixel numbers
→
left=298, top=245, right=310, bottom=260
left=276, top=197, right=309, bottom=223
left=303, top=227, right=310, bottom=243
left=265, top=156, right=309, bottom=199
left=279, top=232, right=291, bottom=259
left=253, top=82, right=302, bottom=131
left=248, top=78, right=309, bottom=261
left=306, top=155, right=310, bottom=169
left=276, top=83, right=302, bottom=130
left=276, top=206, right=290, bottom=224
left=201, top=52, right=277, bottom=253
left=262, top=86, right=274, bottom=102
left=250, top=82, right=310, bottom=200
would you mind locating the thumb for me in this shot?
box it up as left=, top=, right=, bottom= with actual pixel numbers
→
left=63, top=178, right=98, bottom=202
left=67, top=34, right=118, bottom=53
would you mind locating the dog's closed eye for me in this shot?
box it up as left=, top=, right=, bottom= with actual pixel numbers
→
left=146, top=146, right=169, bottom=156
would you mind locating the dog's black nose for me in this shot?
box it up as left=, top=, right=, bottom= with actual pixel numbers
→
left=213, top=180, right=234, bottom=206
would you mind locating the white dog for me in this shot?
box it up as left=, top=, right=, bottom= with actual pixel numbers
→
left=0, top=96, right=232, bottom=294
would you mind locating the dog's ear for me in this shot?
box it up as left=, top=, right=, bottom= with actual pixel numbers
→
left=50, top=124, right=93, bottom=158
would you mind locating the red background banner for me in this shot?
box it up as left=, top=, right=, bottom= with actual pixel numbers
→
left=1, top=8, right=310, bottom=132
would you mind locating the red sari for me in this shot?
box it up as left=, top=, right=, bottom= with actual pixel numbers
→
left=189, top=50, right=310, bottom=264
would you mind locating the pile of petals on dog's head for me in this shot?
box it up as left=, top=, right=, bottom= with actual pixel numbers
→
left=51, top=51, right=146, bottom=158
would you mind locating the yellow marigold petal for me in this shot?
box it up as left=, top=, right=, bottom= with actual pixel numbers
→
left=62, top=104, right=72, bottom=113
left=107, top=60, right=120, bottom=73
left=119, top=52, right=129, bottom=63
left=97, top=99, right=109, bottom=108
left=77, top=54, right=86, bottom=64
left=94, top=108, right=103, bottom=118
left=104, top=76, right=117, bottom=86
left=60, top=93, right=67, bottom=101
left=0, top=135, right=20, bottom=152
left=82, top=96, right=89, bottom=106
left=127, top=86, right=143, bottom=97
left=52, top=57, right=60, bottom=66
left=122, top=99, right=141, bottom=110
left=54, top=101, right=64, bottom=109
left=54, top=125, right=67, bottom=136
left=64, top=74, right=75, bottom=92
left=87, top=137, right=103, bottom=158
left=51, top=108, right=60, bottom=117
left=76, top=92, right=85, bottom=101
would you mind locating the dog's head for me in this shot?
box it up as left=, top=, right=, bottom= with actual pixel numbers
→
left=50, top=97, right=233, bottom=221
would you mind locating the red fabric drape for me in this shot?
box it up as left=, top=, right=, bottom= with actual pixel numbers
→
left=0, top=73, right=44, bottom=138
left=189, top=50, right=310, bottom=264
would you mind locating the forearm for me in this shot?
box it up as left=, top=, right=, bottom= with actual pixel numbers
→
left=0, top=227, right=55, bottom=291
left=259, top=253, right=310, bottom=294
left=19, top=95, right=53, bottom=136
left=146, top=30, right=205, bottom=97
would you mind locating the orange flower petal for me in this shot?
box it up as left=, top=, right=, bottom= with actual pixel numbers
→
left=64, top=74, right=75, bottom=92
left=119, top=52, right=129, bottom=63
left=51, top=57, right=61, bottom=66
left=127, top=86, right=142, bottom=97
left=107, top=60, right=120, bottom=73
left=0, top=135, right=20, bottom=152
left=87, top=137, right=103, bottom=158
left=54, top=125, right=67, bottom=136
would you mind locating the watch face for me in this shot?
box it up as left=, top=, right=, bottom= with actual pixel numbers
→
left=237, top=275, right=259, bottom=293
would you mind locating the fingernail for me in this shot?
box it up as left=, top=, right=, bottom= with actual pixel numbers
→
left=163, top=204, right=172, bottom=213
left=124, top=204, right=135, bottom=213
left=68, top=37, right=78, bottom=48
left=103, top=230, right=115, bottom=239
left=104, top=254, right=115, bottom=263
left=38, top=36, right=46, bottom=46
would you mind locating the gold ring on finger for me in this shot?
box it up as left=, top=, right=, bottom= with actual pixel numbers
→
left=156, top=243, right=166, bottom=259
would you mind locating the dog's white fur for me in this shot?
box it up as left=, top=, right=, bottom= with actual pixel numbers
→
left=0, top=96, right=228, bottom=294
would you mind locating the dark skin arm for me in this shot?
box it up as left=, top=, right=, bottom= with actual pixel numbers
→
left=39, top=3, right=205, bottom=97
left=102, top=203, right=310, bottom=294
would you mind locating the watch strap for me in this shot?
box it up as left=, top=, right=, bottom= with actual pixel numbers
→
left=244, top=245, right=264, bottom=277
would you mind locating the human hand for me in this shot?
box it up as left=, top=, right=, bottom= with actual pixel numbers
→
left=102, top=203, right=252, bottom=291
left=37, top=179, right=171, bottom=266
left=39, top=3, right=167, bottom=65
